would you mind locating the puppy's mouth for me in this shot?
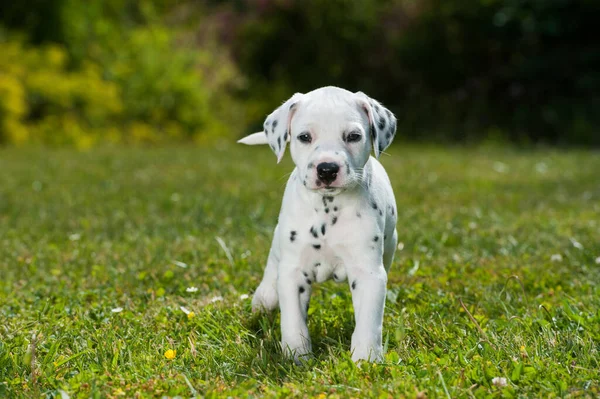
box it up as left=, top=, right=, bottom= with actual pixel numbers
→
left=308, top=178, right=352, bottom=194
left=316, top=185, right=343, bottom=195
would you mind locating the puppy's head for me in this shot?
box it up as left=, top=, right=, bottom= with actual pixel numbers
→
left=261, top=86, right=397, bottom=194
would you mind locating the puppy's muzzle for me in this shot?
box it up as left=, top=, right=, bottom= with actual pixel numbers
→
left=317, top=162, right=340, bottom=185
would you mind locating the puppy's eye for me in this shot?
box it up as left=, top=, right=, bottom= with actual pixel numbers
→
left=345, top=132, right=362, bottom=143
left=297, top=132, right=312, bottom=143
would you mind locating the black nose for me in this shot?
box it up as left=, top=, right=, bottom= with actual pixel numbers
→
left=316, top=162, right=340, bottom=185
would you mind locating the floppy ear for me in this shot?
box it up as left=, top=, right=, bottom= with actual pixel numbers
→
left=263, top=93, right=304, bottom=163
left=355, top=92, right=397, bottom=158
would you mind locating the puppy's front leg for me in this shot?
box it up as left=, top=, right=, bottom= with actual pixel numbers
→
left=278, top=264, right=312, bottom=363
left=347, top=262, right=388, bottom=362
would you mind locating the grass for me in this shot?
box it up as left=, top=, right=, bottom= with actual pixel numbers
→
left=0, top=143, right=599, bottom=398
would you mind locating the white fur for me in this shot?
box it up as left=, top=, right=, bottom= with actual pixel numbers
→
left=240, top=86, right=398, bottom=363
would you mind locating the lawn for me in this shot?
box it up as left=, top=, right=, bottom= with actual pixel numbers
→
left=0, top=143, right=599, bottom=398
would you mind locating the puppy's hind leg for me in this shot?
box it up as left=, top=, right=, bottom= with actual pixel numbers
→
left=252, top=225, right=281, bottom=312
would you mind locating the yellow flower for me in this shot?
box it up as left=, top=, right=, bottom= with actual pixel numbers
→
left=187, top=312, right=195, bottom=319
left=164, top=349, right=176, bottom=360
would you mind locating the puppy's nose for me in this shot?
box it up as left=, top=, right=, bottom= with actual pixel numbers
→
left=316, top=162, right=339, bottom=185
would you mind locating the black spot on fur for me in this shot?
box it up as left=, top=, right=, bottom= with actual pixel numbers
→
left=313, top=244, right=321, bottom=250
left=306, top=278, right=312, bottom=285
left=322, top=197, right=328, bottom=207
left=386, top=132, right=391, bottom=140
left=303, top=180, right=307, bottom=187
left=299, top=286, right=305, bottom=294
left=333, top=206, right=338, bottom=212
left=303, top=271, right=308, bottom=277
left=284, top=131, right=288, bottom=141
left=308, top=162, right=314, bottom=168
left=277, top=136, right=281, bottom=148
left=315, top=262, right=321, bottom=267
left=333, top=273, right=338, bottom=280
left=332, top=216, right=338, bottom=225
left=326, top=196, right=334, bottom=203
left=373, top=236, right=379, bottom=242
left=379, top=209, right=383, bottom=216
left=371, top=201, right=378, bottom=210
left=351, top=280, right=357, bottom=290
left=378, top=117, right=386, bottom=130
left=356, top=211, right=362, bottom=218
left=384, top=234, right=387, bottom=240
left=321, top=223, right=326, bottom=235
left=272, top=120, right=278, bottom=129
left=310, top=226, right=318, bottom=238
left=325, top=208, right=330, bottom=213
left=290, top=230, right=297, bottom=242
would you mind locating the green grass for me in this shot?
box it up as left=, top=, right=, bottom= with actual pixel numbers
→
left=1, top=143, right=599, bottom=398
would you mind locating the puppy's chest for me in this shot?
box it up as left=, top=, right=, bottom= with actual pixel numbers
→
left=281, top=194, right=375, bottom=282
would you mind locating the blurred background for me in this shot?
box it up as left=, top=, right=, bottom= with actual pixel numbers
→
left=0, top=0, right=598, bottom=148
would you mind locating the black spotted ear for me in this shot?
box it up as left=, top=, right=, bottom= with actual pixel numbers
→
left=263, top=93, right=304, bottom=163
left=355, top=92, right=397, bottom=158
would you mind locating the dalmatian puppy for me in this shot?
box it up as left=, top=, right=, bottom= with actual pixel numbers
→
left=238, top=86, right=398, bottom=363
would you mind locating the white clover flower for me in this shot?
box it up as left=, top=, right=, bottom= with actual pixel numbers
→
left=239, top=294, right=249, bottom=300
left=111, top=307, right=123, bottom=313
left=210, top=296, right=223, bottom=303
left=571, top=239, right=583, bottom=250
left=186, top=286, right=198, bottom=293
left=180, top=306, right=191, bottom=315
left=550, top=254, right=563, bottom=262
left=492, top=377, right=508, bottom=387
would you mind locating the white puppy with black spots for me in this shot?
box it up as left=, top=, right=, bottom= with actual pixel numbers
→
left=239, top=86, right=398, bottom=363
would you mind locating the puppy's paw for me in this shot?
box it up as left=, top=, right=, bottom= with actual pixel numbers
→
left=351, top=345, right=383, bottom=363
left=251, top=282, right=278, bottom=313
left=281, top=340, right=313, bottom=365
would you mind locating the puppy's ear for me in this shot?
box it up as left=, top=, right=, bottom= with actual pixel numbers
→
left=355, top=92, right=397, bottom=158
left=263, top=93, right=304, bottom=163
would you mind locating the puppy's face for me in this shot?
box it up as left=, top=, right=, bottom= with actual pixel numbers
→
left=289, top=97, right=372, bottom=194
left=248, top=87, right=397, bottom=191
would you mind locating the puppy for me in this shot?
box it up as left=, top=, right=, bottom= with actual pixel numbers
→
left=239, top=86, right=398, bottom=362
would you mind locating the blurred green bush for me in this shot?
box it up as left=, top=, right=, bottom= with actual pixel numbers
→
left=0, top=0, right=244, bottom=146
left=0, top=40, right=122, bottom=147
left=0, top=0, right=598, bottom=146
left=230, top=0, right=599, bottom=145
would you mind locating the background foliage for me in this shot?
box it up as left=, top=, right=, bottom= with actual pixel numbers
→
left=0, top=0, right=598, bottom=145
